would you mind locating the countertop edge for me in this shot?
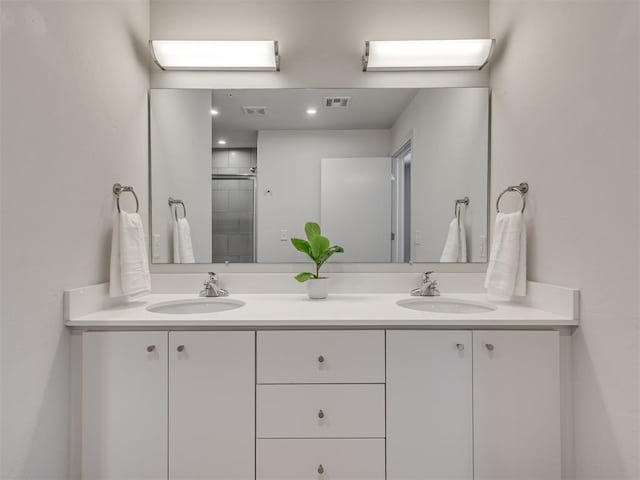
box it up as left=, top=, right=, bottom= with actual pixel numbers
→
left=65, top=318, right=579, bottom=329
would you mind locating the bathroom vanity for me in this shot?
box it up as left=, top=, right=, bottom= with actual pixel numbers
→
left=66, top=280, right=578, bottom=480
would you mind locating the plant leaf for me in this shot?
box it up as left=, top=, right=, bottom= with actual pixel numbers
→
left=317, top=245, right=345, bottom=269
left=310, top=235, right=330, bottom=259
left=291, top=238, right=311, bottom=256
left=294, top=272, right=315, bottom=282
left=305, top=222, right=321, bottom=240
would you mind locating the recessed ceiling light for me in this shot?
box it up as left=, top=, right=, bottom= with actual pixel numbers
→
left=210, top=109, right=219, bottom=115
left=306, top=108, right=318, bottom=115
left=217, top=139, right=227, bottom=145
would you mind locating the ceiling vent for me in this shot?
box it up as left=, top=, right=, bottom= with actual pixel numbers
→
left=324, top=97, right=351, bottom=108
left=241, top=106, right=268, bottom=116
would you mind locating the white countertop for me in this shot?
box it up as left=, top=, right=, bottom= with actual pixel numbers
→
left=64, top=292, right=578, bottom=329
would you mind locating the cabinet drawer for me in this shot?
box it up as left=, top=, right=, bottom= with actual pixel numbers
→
left=257, top=439, right=385, bottom=480
left=257, top=330, right=385, bottom=383
left=257, top=384, right=385, bottom=438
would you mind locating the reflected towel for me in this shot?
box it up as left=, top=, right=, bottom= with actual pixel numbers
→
left=440, top=210, right=467, bottom=263
left=109, top=212, right=151, bottom=298
left=484, top=212, right=527, bottom=297
left=173, top=217, right=195, bottom=264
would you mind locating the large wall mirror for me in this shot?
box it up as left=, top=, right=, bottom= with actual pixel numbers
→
left=150, top=87, right=489, bottom=264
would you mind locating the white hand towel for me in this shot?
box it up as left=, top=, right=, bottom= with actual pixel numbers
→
left=109, top=212, right=151, bottom=298
left=173, top=217, right=195, bottom=264
left=440, top=218, right=460, bottom=262
left=440, top=210, right=467, bottom=262
left=484, top=212, right=527, bottom=297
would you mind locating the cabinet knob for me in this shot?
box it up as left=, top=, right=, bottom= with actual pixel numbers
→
left=318, top=409, right=325, bottom=419
left=317, top=464, right=324, bottom=474
left=146, top=345, right=156, bottom=352
left=456, top=343, right=464, bottom=351
left=485, top=343, right=494, bottom=351
left=177, top=345, right=185, bottom=352
left=318, top=355, right=325, bottom=363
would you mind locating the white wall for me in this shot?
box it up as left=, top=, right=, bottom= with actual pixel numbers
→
left=490, top=1, right=639, bottom=478
left=150, top=89, right=212, bottom=263
left=257, top=130, right=390, bottom=262
left=0, top=1, right=149, bottom=478
left=150, top=0, right=490, bottom=90
left=391, top=88, right=489, bottom=263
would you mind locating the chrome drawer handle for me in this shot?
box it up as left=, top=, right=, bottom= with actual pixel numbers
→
left=456, top=343, right=464, bottom=351
left=177, top=345, right=185, bottom=352
left=146, top=345, right=156, bottom=352
left=317, top=464, right=324, bottom=474
left=485, top=343, right=494, bottom=351
left=318, top=355, right=325, bottom=363
left=318, top=409, right=325, bottom=419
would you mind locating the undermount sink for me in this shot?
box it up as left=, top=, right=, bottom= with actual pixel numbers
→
left=146, top=298, right=245, bottom=315
left=396, top=297, right=497, bottom=314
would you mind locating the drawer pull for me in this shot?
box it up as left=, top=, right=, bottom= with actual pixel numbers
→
left=146, top=345, right=156, bottom=353
left=177, top=345, right=185, bottom=352
left=456, top=343, right=464, bottom=351
left=318, top=355, right=325, bottom=363
left=485, top=343, right=495, bottom=351
left=318, top=409, right=325, bottom=419
left=317, top=464, right=324, bottom=474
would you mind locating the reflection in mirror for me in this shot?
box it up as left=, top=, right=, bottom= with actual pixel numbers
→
left=149, top=88, right=489, bottom=264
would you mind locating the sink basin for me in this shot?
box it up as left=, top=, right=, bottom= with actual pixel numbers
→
left=146, top=298, right=245, bottom=315
left=396, top=297, right=497, bottom=314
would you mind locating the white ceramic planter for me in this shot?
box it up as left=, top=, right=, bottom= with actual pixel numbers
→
left=306, top=277, right=329, bottom=299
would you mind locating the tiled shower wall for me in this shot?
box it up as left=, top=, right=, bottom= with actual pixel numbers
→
left=211, top=148, right=256, bottom=262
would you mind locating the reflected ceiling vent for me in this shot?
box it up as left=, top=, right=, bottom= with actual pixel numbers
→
left=324, top=97, right=351, bottom=108
left=241, top=106, right=268, bottom=116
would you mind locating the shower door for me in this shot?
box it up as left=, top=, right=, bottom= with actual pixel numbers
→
left=211, top=175, right=256, bottom=263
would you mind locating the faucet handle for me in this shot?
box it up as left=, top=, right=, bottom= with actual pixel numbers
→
left=208, top=272, right=217, bottom=282
left=424, top=271, right=434, bottom=281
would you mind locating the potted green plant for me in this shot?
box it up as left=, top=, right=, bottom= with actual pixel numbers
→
left=291, top=222, right=344, bottom=299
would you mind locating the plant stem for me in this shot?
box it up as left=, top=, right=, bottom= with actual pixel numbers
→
left=315, top=263, right=320, bottom=278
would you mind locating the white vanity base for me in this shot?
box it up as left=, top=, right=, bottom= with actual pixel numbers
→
left=67, top=276, right=577, bottom=480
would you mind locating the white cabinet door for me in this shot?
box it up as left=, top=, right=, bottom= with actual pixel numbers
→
left=82, top=332, right=168, bottom=480
left=386, top=330, right=473, bottom=480
left=473, top=330, right=561, bottom=480
left=169, top=331, right=255, bottom=480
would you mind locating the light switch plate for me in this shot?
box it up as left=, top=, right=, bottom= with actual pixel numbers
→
left=152, top=234, right=161, bottom=259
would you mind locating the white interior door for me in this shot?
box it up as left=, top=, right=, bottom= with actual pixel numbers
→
left=321, top=157, right=392, bottom=262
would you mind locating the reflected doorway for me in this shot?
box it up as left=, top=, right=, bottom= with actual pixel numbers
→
left=391, top=142, right=411, bottom=263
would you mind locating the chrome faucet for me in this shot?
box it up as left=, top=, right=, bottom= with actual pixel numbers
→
left=411, top=271, right=440, bottom=296
left=199, top=272, right=229, bottom=297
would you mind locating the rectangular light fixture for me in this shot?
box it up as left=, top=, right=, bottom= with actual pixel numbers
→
left=362, top=39, right=495, bottom=71
left=150, top=40, right=280, bottom=71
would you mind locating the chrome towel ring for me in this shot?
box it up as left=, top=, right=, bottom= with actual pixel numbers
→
left=496, top=182, right=529, bottom=213
left=168, top=197, right=187, bottom=221
left=113, top=183, right=139, bottom=213
left=454, top=196, right=469, bottom=215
